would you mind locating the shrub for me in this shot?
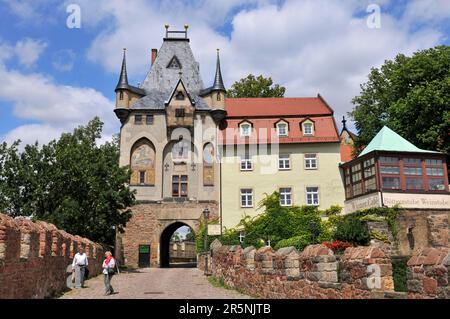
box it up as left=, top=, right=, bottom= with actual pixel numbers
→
left=335, top=214, right=371, bottom=245
left=274, top=233, right=311, bottom=251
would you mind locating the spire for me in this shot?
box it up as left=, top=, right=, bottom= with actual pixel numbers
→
left=115, top=48, right=130, bottom=92
left=342, top=116, right=347, bottom=130
left=211, top=49, right=226, bottom=92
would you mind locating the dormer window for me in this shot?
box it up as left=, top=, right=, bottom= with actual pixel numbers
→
left=176, top=91, right=185, bottom=100
left=240, top=123, right=252, bottom=137
left=276, top=122, right=288, bottom=137
left=167, top=56, right=181, bottom=69
left=302, top=121, right=314, bottom=136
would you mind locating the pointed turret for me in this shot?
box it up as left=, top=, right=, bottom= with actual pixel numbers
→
left=115, top=48, right=130, bottom=92
left=211, top=49, right=226, bottom=92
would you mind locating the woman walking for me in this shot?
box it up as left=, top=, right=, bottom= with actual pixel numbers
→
left=102, top=251, right=116, bottom=295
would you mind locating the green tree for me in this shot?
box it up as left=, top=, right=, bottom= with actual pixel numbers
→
left=350, top=45, right=450, bottom=156
left=171, top=231, right=181, bottom=243
left=227, top=74, right=286, bottom=98
left=0, top=117, right=135, bottom=245
left=185, top=228, right=196, bottom=242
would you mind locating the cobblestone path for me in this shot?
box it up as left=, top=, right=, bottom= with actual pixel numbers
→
left=60, top=267, right=250, bottom=299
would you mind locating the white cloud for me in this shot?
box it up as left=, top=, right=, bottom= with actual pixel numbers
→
left=14, top=38, right=48, bottom=67
left=0, top=63, right=117, bottom=146
left=52, top=49, right=76, bottom=72
left=74, top=0, right=447, bottom=132
left=402, top=0, right=450, bottom=26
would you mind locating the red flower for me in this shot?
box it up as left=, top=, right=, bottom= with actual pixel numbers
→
left=322, top=240, right=353, bottom=253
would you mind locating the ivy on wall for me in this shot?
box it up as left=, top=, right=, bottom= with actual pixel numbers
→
left=195, top=192, right=400, bottom=253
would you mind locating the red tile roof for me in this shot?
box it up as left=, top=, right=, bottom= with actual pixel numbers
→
left=340, top=142, right=355, bottom=162
left=225, top=96, right=333, bottom=118
left=221, top=96, right=339, bottom=145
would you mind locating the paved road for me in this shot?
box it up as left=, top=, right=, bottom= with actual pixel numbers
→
left=60, top=267, right=250, bottom=299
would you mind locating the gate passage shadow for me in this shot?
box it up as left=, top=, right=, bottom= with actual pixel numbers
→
left=168, top=262, right=197, bottom=268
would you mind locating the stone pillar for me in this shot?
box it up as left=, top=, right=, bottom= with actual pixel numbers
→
left=340, top=246, right=394, bottom=293
left=407, top=247, right=450, bottom=299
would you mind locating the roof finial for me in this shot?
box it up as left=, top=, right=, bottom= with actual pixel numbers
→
left=342, top=116, right=347, bottom=130
left=211, top=48, right=226, bottom=92
left=115, top=48, right=130, bottom=92
left=165, top=23, right=170, bottom=37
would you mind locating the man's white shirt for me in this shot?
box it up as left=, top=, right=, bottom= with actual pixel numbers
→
left=72, top=253, right=88, bottom=268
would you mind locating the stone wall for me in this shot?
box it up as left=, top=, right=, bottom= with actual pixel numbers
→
left=396, top=210, right=449, bottom=256
left=407, top=247, right=450, bottom=299
left=205, top=240, right=450, bottom=299
left=0, top=213, right=104, bottom=299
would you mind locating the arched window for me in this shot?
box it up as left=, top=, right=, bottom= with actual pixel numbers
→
left=130, top=139, right=155, bottom=185
left=216, top=93, right=221, bottom=101
left=119, top=91, right=124, bottom=100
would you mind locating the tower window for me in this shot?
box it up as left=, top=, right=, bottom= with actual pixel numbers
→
left=175, top=108, right=185, bottom=118
left=217, top=93, right=221, bottom=101
left=119, top=91, right=124, bottom=100
left=176, top=91, right=185, bottom=100
left=172, top=175, right=188, bottom=197
left=139, top=171, right=145, bottom=185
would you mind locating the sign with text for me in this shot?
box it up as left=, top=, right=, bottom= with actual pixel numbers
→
left=208, top=224, right=221, bottom=236
left=345, top=192, right=450, bottom=214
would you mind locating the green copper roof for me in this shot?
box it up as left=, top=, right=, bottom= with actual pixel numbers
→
left=358, top=126, right=440, bottom=157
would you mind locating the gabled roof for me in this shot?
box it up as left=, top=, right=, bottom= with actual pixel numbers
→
left=358, top=126, right=440, bottom=157
left=225, top=96, right=333, bottom=118
left=164, top=78, right=196, bottom=106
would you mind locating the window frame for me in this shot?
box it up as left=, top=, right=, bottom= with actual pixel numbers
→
left=239, top=123, right=252, bottom=137
left=279, top=187, right=292, bottom=206
left=304, top=153, right=318, bottom=170
left=135, top=114, right=143, bottom=125
left=306, top=186, right=319, bottom=206
left=172, top=175, right=188, bottom=198
left=302, top=121, right=314, bottom=136
left=278, top=154, right=291, bottom=170
left=240, top=154, right=253, bottom=171
left=276, top=122, right=288, bottom=137
left=240, top=188, right=253, bottom=208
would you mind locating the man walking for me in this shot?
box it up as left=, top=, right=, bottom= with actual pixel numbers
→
left=72, top=247, right=88, bottom=288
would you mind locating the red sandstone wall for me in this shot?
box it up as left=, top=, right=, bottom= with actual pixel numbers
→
left=206, top=240, right=450, bottom=299
left=0, top=213, right=105, bottom=299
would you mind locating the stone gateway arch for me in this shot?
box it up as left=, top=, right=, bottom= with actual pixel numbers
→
left=113, top=25, right=226, bottom=268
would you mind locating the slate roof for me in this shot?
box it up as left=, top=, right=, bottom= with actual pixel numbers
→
left=141, top=40, right=204, bottom=95
left=358, top=126, right=440, bottom=157
left=131, top=90, right=210, bottom=110
left=126, top=37, right=212, bottom=111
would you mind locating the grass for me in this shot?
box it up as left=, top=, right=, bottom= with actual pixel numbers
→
left=392, top=256, right=409, bottom=292
left=207, top=276, right=258, bottom=298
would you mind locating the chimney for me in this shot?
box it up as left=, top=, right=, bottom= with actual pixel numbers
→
left=151, top=49, right=157, bottom=66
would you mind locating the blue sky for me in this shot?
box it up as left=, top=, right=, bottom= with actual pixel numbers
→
left=0, top=0, right=449, bottom=146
